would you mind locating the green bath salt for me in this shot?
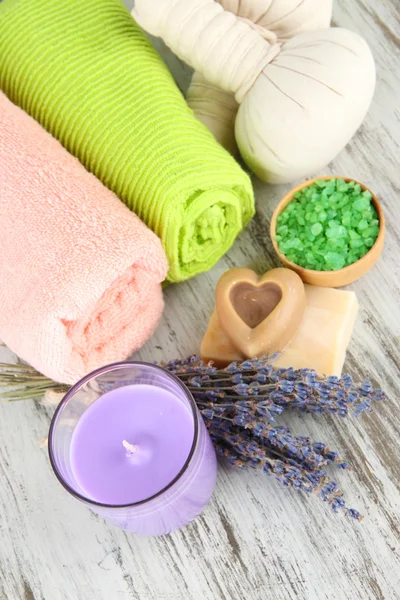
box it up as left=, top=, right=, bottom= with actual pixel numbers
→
left=275, top=179, right=380, bottom=271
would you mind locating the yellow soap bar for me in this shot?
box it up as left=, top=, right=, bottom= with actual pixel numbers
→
left=200, top=285, right=359, bottom=376
left=200, top=310, right=245, bottom=367
left=272, top=285, right=359, bottom=376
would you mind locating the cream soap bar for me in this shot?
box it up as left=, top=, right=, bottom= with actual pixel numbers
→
left=201, top=286, right=359, bottom=377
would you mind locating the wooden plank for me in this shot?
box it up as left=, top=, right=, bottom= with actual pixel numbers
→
left=0, top=0, right=399, bottom=598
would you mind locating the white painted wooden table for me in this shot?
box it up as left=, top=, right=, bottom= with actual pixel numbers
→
left=1, top=1, right=400, bottom=598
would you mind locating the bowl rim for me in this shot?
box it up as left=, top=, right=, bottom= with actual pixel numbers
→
left=270, top=176, right=385, bottom=277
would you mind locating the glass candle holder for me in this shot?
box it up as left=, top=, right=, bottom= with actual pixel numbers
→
left=49, top=362, right=217, bottom=536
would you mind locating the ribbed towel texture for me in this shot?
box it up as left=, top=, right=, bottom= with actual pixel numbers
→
left=0, top=92, right=168, bottom=384
left=0, top=0, right=254, bottom=283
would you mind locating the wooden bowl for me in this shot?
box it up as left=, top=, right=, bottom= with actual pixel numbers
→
left=270, top=176, right=385, bottom=288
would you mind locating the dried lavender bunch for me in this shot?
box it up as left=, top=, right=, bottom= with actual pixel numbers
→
left=164, top=356, right=384, bottom=419
left=0, top=356, right=385, bottom=519
left=162, top=356, right=384, bottom=519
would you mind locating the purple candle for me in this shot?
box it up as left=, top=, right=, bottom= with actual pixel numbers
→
left=49, top=363, right=217, bottom=536
left=71, top=385, right=195, bottom=504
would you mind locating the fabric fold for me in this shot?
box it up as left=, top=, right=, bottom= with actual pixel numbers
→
left=0, top=93, right=168, bottom=384
left=0, top=0, right=254, bottom=283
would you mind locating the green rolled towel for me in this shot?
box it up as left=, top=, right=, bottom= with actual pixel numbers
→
left=0, top=0, right=254, bottom=283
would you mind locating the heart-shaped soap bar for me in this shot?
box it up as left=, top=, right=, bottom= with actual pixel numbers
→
left=216, top=268, right=306, bottom=358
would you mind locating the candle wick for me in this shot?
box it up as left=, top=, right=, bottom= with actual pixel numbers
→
left=122, top=440, right=137, bottom=456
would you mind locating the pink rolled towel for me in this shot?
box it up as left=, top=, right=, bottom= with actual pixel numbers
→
left=0, top=93, right=168, bottom=384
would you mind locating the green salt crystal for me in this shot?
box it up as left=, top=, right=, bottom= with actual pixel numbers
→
left=350, top=239, right=364, bottom=249
left=357, top=219, right=369, bottom=231
left=361, top=227, right=375, bottom=238
left=291, top=238, right=302, bottom=249
left=311, top=223, right=323, bottom=236
left=353, top=197, right=370, bottom=211
left=342, top=214, right=351, bottom=227
left=354, top=184, right=362, bottom=194
left=319, top=211, right=328, bottom=222
left=365, top=237, right=375, bottom=248
left=326, top=227, right=339, bottom=239
left=337, top=180, right=348, bottom=192
left=278, top=214, right=289, bottom=225
left=297, top=216, right=306, bottom=226
left=362, top=190, right=372, bottom=200
left=370, top=224, right=380, bottom=234
left=321, top=198, right=330, bottom=209
left=325, top=252, right=346, bottom=270
left=328, top=219, right=340, bottom=228
left=327, top=240, right=339, bottom=251
left=279, top=224, right=289, bottom=235
left=361, top=208, right=373, bottom=219
left=331, top=192, right=343, bottom=203
left=315, top=180, right=327, bottom=188
left=306, top=251, right=316, bottom=264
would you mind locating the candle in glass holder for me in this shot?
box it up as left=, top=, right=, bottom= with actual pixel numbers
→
left=49, top=362, right=217, bottom=536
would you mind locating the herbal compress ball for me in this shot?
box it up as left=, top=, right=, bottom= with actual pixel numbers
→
left=275, top=179, right=380, bottom=271
left=133, top=0, right=376, bottom=184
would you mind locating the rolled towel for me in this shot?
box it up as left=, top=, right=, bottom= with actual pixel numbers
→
left=0, top=0, right=254, bottom=283
left=0, top=92, right=168, bottom=384
left=187, top=0, right=333, bottom=154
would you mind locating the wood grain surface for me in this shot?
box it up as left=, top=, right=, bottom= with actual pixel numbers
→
left=1, top=0, right=400, bottom=598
